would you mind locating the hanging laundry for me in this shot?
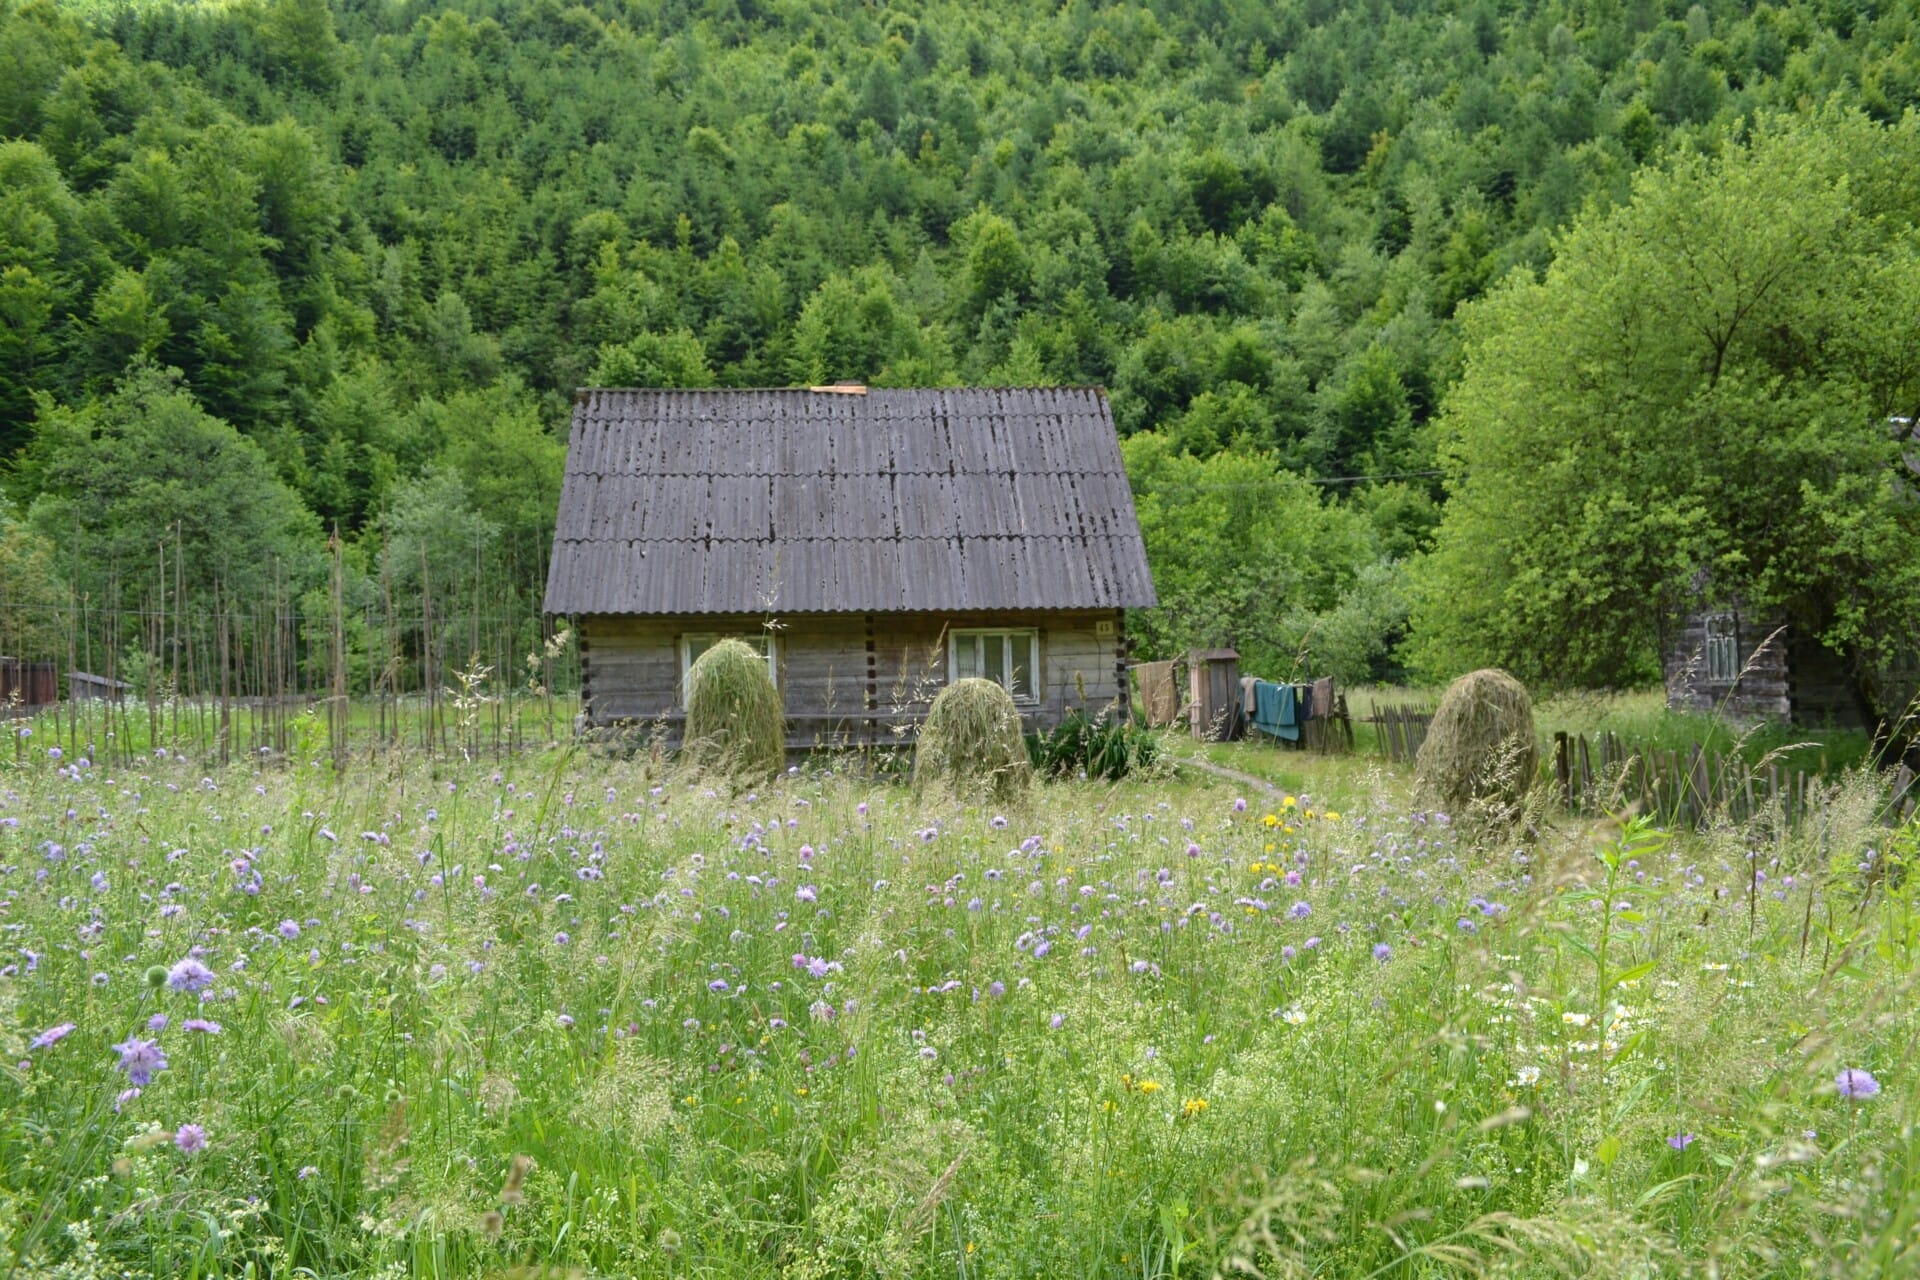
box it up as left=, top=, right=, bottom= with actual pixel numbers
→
left=1312, top=676, right=1335, bottom=721
left=1252, top=680, right=1303, bottom=742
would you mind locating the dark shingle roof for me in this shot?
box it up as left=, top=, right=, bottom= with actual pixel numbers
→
left=544, top=387, right=1157, bottom=615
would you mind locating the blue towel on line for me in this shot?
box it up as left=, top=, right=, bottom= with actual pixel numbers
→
left=1252, top=680, right=1302, bottom=742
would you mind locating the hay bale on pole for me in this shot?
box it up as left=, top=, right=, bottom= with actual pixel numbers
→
left=915, top=678, right=1032, bottom=803
left=682, top=638, right=784, bottom=782
left=1414, top=668, right=1537, bottom=825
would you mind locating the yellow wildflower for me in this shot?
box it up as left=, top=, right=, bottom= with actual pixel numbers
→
left=1138, top=1080, right=1161, bottom=1095
left=1181, top=1097, right=1209, bottom=1119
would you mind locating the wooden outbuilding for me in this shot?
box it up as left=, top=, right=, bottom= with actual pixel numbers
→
left=543, top=386, right=1158, bottom=749
left=68, top=671, right=133, bottom=703
left=1663, top=422, right=1919, bottom=730
left=1662, top=604, right=1917, bottom=731
left=0, top=658, right=57, bottom=711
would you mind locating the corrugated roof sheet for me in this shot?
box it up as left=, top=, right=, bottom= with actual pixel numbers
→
left=544, top=387, right=1158, bottom=615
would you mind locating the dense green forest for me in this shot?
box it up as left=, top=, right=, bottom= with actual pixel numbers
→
left=3, top=0, right=1919, bottom=693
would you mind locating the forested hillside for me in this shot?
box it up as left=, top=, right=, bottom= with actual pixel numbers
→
left=3, top=0, right=1917, bottom=685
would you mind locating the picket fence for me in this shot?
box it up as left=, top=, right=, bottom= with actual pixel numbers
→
left=1363, top=702, right=1918, bottom=830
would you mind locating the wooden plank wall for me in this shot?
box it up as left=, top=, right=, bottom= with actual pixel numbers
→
left=1662, top=609, right=1790, bottom=722
left=581, top=610, right=1125, bottom=748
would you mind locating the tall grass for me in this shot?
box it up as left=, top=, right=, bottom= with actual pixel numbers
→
left=0, top=739, right=1915, bottom=1277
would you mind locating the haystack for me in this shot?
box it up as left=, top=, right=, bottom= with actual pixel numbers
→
left=682, top=638, right=784, bottom=781
left=914, top=678, right=1032, bottom=802
left=1414, top=668, right=1537, bottom=823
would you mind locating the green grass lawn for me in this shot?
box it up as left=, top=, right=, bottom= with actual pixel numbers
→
left=1, top=734, right=1915, bottom=1278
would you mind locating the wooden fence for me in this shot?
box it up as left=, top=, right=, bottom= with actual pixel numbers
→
left=1551, top=731, right=1833, bottom=828
left=1302, top=693, right=1357, bottom=753
left=1367, top=702, right=1434, bottom=763
left=1361, top=704, right=1918, bottom=830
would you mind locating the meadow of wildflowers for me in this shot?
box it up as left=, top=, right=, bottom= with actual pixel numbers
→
left=1, top=736, right=1915, bottom=1278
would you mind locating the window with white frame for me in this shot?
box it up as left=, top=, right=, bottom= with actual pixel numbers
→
left=948, top=629, right=1039, bottom=703
left=680, top=632, right=778, bottom=702
left=1703, top=613, right=1740, bottom=684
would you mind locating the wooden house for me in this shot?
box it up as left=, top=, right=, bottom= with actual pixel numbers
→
left=1663, top=606, right=1917, bottom=730
left=1664, top=422, right=1920, bottom=730
left=543, top=386, right=1158, bottom=749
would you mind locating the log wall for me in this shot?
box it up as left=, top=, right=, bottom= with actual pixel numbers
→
left=579, top=610, right=1128, bottom=749
left=1662, top=608, right=1790, bottom=722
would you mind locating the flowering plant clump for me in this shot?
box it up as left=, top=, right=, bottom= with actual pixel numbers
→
left=0, top=735, right=1909, bottom=1276
left=1836, top=1068, right=1881, bottom=1100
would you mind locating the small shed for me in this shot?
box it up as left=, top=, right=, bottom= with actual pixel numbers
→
left=544, top=386, right=1158, bottom=748
left=1186, top=648, right=1242, bottom=741
left=0, top=658, right=58, bottom=711
left=68, top=671, right=132, bottom=703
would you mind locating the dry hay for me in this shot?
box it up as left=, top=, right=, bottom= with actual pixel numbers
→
left=1414, top=668, right=1537, bottom=825
left=914, top=678, right=1032, bottom=803
left=682, top=638, right=784, bottom=782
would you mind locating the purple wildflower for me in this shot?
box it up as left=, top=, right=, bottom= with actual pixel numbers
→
left=182, top=1018, right=222, bottom=1034
left=166, top=958, right=215, bottom=994
left=30, top=1023, right=75, bottom=1050
left=1836, top=1068, right=1881, bottom=1100
left=708, top=979, right=730, bottom=994
left=173, top=1124, right=206, bottom=1154
left=111, top=1037, right=169, bottom=1086
left=148, top=1014, right=169, bottom=1032
left=1373, top=943, right=1392, bottom=963
left=1668, top=1133, right=1696, bottom=1151
left=1290, top=901, right=1311, bottom=919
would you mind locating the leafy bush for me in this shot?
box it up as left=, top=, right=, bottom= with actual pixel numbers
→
left=1028, top=708, right=1160, bottom=781
left=683, top=638, right=784, bottom=782
left=914, top=678, right=1031, bottom=802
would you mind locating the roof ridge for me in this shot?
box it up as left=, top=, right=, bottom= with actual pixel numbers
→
left=572, top=384, right=1111, bottom=399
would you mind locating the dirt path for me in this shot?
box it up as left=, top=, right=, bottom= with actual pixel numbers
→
left=1174, top=755, right=1286, bottom=795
